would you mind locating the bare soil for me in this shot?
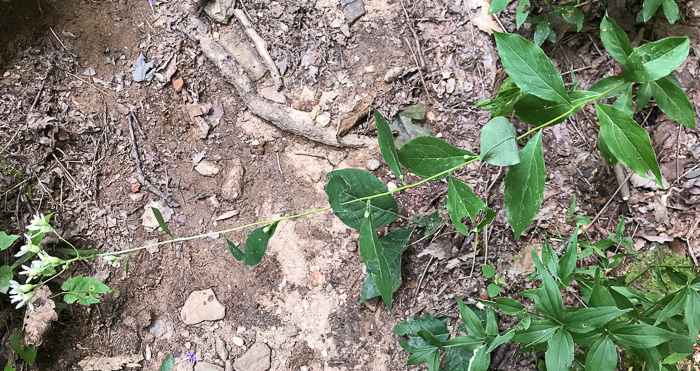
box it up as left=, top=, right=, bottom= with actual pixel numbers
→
left=1, top=0, right=699, bottom=370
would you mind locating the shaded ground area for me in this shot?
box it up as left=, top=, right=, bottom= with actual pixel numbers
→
left=1, top=0, right=699, bottom=369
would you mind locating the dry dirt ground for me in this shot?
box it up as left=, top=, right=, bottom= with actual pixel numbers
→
left=1, top=0, right=700, bottom=370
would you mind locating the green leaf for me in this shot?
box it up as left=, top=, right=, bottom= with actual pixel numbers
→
left=612, top=83, right=634, bottom=115
left=359, top=228, right=411, bottom=303
left=611, top=324, right=681, bottom=347
left=628, top=346, right=662, bottom=371
left=637, top=83, right=652, bottom=111
left=558, top=228, right=578, bottom=280
left=514, top=90, right=597, bottom=127
left=151, top=207, right=174, bottom=239
left=373, top=107, right=404, bottom=183
left=511, top=320, right=558, bottom=347
left=415, top=212, right=443, bottom=237
left=662, top=352, right=690, bottom=364
left=455, top=295, right=486, bottom=339
left=418, top=328, right=444, bottom=348
left=62, top=276, right=114, bottom=305
left=536, top=267, right=564, bottom=321
left=515, top=0, right=530, bottom=29
left=243, top=222, right=279, bottom=266
left=494, top=32, right=569, bottom=104
left=443, top=348, right=474, bottom=371
left=649, top=76, right=696, bottom=129
left=558, top=5, right=583, bottom=31
left=325, top=169, right=398, bottom=229
left=479, top=117, right=520, bottom=166
left=468, top=345, right=491, bottom=371
left=546, top=329, right=574, bottom=371
left=389, top=112, right=431, bottom=149
left=655, top=288, right=689, bottom=325
left=397, top=136, right=476, bottom=180
left=159, top=354, right=174, bottom=371
left=224, top=235, right=244, bottom=261
left=394, top=314, right=448, bottom=337
left=600, top=15, right=632, bottom=66
left=685, top=289, right=700, bottom=341
left=533, top=19, right=551, bottom=47
left=661, top=0, right=679, bottom=23
left=0, top=232, right=20, bottom=251
left=503, top=130, right=546, bottom=240
left=406, top=347, right=440, bottom=369
left=5, top=366, right=16, bottom=371
left=9, top=332, right=36, bottom=366
left=486, top=307, right=498, bottom=335
left=640, top=0, right=662, bottom=21
left=482, top=265, right=496, bottom=279
left=474, top=77, right=521, bottom=117
left=589, top=75, right=628, bottom=99
left=487, top=283, right=501, bottom=297
left=359, top=201, right=394, bottom=310
left=595, top=103, right=662, bottom=186
left=493, top=297, right=523, bottom=315
left=487, top=330, right=514, bottom=352
left=400, top=103, right=427, bottom=120
left=447, top=176, right=496, bottom=236
left=443, top=335, right=484, bottom=351
left=563, top=307, right=630, bottom=333
left=625, top=37, right=690, bottom=83
left=487, top=0, right=509, bottom=14
left=585, top=336, right=617, bottom=371
left=0, top=265, right=12, bottom=294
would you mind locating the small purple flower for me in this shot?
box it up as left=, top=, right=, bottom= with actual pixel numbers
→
left=147, top=0, right=153, bottom=8
left=185, top=350, right=196, bottom=363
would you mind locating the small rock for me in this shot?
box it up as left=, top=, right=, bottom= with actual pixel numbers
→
left=216, top=337, right=229, bottom=361
left=342, top=0, right=365, bottom=24
left=316, top=114, right=331, bottom=127
left=141, top=199, right=173, bottom=229
left=384, top=67, right=404, bottom=82
left=446, top=78, right=456, bottom=94
left=330, top=18, right=343, bottom=28
left=340, top=24, right=351, bottom=38
left=364, top=65, right=376, bottom=73
left=196, top=362, right=225, bottom=371
left=221, top=157, right=245, bottom=201
left=203, top=0, right=235, bottom=24
left=345, top=241, right=358, bottom=252
left=180, top=289, right=226, bottom=325
left=172, top=76, right=184, bottom=92
left=366, top=159, right=380, bottom=171
left=260, top=87, right=286, bottom=104
left=232, top=336, right=245, bottom=347
left=387, top=181, right=397, bottom=191
left=195, top=160, right=221, bottom=177
left=282, top=324, right=299, bottom=337
left=233, top=342, right=271, bottom=371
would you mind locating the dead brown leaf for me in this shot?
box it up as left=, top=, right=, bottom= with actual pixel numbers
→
left=337, top=96, right=374, bottom=137
left=22, top=286, right=57, bottom=347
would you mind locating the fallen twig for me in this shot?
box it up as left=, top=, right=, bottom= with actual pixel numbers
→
left=233, top=9, right=284, bottom=91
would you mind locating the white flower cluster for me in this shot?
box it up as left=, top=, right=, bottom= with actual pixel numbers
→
left=10, top=213, right=63, bottom=309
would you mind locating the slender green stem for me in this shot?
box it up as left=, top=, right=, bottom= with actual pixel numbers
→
left=101, top=158, right=479, bottom=258
left=515, top=83, right=625, bottom=141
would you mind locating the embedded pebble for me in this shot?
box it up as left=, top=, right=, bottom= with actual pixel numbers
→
left=216, top=337, right=229, bottom=361
left=366, top=159, right=380, bottom=171
left=195, top=160, right=221, bottom=176
left=384, top=67, right=404, bottom=82
left=180, top=289, right=226, bottom=325
left=233, top=342, right=271, bottom=371
left=221, top=157, right=245, bottom=201
left=195, top=362, right=224, bottom=371
left=330, top=18, right=343, bottom=28
left=232, top=337, right=245, bottom=347
left=316, top=114, right=331, bottom=127
left=340, top=24, right=351, bottom=38
left=387, top=181, right=398, bottom=191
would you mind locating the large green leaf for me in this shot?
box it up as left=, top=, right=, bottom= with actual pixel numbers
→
left=595, top=103, right=662, bottom=186
left=536, top=267, right=565, bottom=321
left=494, top=32, right=569, bottom=104
left=359, top=228, right=412, bottom=303
left=373, top=107, right=404, bottom=183
left=640, top=0, right=662, bottom=21
left=600, top=15, right=632, bottom=66
left=589, top=75, right=628, bottom=99
left=455, top=295, right=486, bottom=339
left=584, top=336, right=617, bottom=371
left=649, top=76, right=696, bottom=129
left=546, top=329, right=574, bottom=371
left=514, top=90, right=598, bottom=127
left=612, top=83, right=634, bottom=115
left=655, top=288, right=688, bottom=325
left=397, top=136, right=477, bottom=180
left=511, top=319, right=558, bottom=347
left=359, top=201, right=394, bottom=310
left=488, top=0, right=509, bottom=14
left=325, top=169, right=398, bottom=229
left=685, top=289, right=700, bottom=342
left=394, top=314, right=448, bottom=337
left=661, top=0, right=679, bottom=23
left=558, top=228, right=578, bottom=280
left=563, top=307, right=630, bottom=333
left=243, top=222, right=279, bottom=266
left=479, top=117, right=520, bottom=166
left=62, top=276, right=114, bottom=305
left=446, top=176, right=495, bottom=236
left=504, top=130, right=546, bottom=240
left=493, top=297, right=523, bottom=316
left=0, top=232, right=20, bottom=251
left=443, top=335, right=484, bottom=351
left=0, top=265, right=12, bottom=294
left=9, top=332, right=36, bottom=366
left=443, top=348, right=474, bottom=371
left=611, top=324, right=681, bottom=347
left=637, top=83, right=652, bottom=111
left=625, top=37, right=690, bottom=83
left=468, top=345, right=491, bottom=371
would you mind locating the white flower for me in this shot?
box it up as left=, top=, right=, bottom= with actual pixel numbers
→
left=8, top=280, right=35, bottom=295
left=10, top=291, right=35, bottom=309
left=37, top=251, right=61, bottom=267
left=19, top=261, right=45, bottom=281
left=15, top=234, right=42, bottom=257
left=26, top=213, right=54, bottom=234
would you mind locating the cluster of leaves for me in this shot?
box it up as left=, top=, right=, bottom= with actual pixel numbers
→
left=397, top=219, right=700, bottom=370
left=487, top=0, right=681, bottom=46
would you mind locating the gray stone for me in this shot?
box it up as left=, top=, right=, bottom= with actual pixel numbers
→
left=233, top=342, right=271, bottom=371
left=221, top=157, right=245, bottom=201
left=340, top=24, right=351, bottom=38
left=282, top=324, right=298, bottom=337
left=148, top=319, right=173, bottom=338
left=384, top=67, right=404, bottom=82
left=180, top=289, right=226, bottom=325
left=204, top=0, right=236, bottom=24
left=366, top=159, right=380, bottom=171
left=260, top=87, right=286, bottom=104
left=330, top=18, right=343, bottom=28
left=342, top=0, right=365, bottom=24
left=216, top=337, right=229, bottom=361
left=196, top=362, right=225, bottom=371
